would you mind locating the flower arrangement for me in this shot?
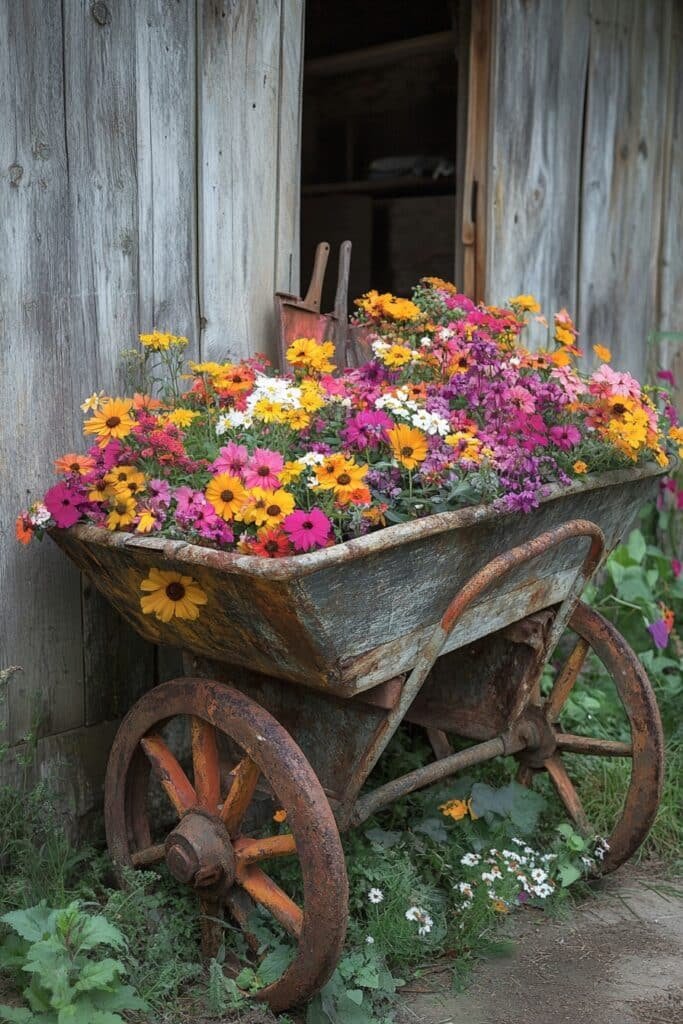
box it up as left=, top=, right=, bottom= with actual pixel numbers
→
left=17, top=279, right=681, bottom=562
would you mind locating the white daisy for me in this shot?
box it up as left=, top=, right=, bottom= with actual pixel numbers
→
left=368, top=888, right=384, bottom=904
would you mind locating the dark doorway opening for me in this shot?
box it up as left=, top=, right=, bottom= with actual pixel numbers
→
left=301, top=1, right=468, bottom=316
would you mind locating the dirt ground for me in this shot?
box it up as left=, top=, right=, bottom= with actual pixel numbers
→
left=396, top=868, right=683, bottom=1024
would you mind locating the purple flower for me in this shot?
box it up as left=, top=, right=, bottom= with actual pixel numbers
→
left=647, top=619, right=669, bottom=649
left=342, top=410, right=392, bottom=449
left=174, top=486, right=207, bottom=527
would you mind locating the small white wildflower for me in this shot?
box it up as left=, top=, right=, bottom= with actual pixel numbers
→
left=533, top=882, right=554, bottom=899
left=531, top=868, right=547, bottom=883
left=460, top=853, right=480, bottom=867
left=405, top=905, right=433, bottom=935
left=368, top=888, right=384, bottom=904
left=511, top=838, right=525, bottom=847
left=299, top=451, right=326, bottom=466
left=457, top=882, right=474, bottom=898
left=419, top=336, right=432, bottom=348
left=365, top=935, right=375, bottom=945
left=581, top=856, right=595, bottom=869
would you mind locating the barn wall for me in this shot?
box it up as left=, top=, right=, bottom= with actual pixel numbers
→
left=0, top=0, right=303, bottom=808
left=486, top=0, right=681, bottom=380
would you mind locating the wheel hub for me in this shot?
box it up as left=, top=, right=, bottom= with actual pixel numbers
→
left=514, top=705, right=558, bottom=768
left=165, top=810, right=235, bottom=889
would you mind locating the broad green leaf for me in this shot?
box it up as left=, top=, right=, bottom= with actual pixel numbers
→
left=363, top=827, right=402, bottom=849
left=0, top=1008, right=33, bottom=1024
left=73, top=916, right=124, bottom=953
left=627, top=530, right=646, bottom=564
left=74, top=959, right=123, bottom=993
left=558, top=863, right=582, bottom=887
left=346, top=989, right=364, bottom=1005
left=258, top=946, right=294, bottom=985
left=414, top=817, right=449, bottom=843
left=1, top=906, right=53, bottom=944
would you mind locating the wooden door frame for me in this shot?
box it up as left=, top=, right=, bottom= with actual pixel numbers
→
left=461, top=0, right=493, bottom=302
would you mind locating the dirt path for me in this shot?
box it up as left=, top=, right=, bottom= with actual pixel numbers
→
left=397, top=871, right=682, bottom=1024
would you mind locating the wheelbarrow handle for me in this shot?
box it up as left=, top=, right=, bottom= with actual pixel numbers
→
left=302, top=241, right=330, bottom=311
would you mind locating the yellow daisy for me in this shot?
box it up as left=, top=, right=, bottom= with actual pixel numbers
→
left=243, top=487, right=295, bottom=528
left=83, top=398, right=134, bottom=447
left=106, top=495, right=137, bottom=531
left=387, top=424, right=428, bottom=469
left=139, top=568, right=207, bottom=623
left=165, top=408, right=200, bottom=428
left=205, top=474, right=248, bottom=521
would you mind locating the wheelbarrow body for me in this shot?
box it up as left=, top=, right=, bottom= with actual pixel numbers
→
left=53, top=462, right=659, bottom=696
left=50, top=459, right=667, bottom=1012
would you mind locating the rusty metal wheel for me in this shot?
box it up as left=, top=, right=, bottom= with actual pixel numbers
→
left=104, top=677, right=348, bottom=1012
left=516, top=601, right=664, bottom=873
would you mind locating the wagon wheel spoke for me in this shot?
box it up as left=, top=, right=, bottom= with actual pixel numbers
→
left=545, top=636, right=590, bottom=722
left=191, top=717, right=222, bottom=812
left=237, top=865, right=303, bottom=938
left=131, top=843, right=166, bottom=868
left=515, top=764, right=536, bottom=787
left=140, top=732, right=197, bottom=816
left=234, top=834, right=297, bottom=866
left=555, top=733, right=632, bottom=758
left=544, top=753, right=592, bottom=835
left=220, top=756, right=261, bottom=836
left=199, top=894, right=225, bottom=960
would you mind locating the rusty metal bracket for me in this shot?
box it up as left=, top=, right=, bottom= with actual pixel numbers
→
left=348, top=519, right=605, bottom=825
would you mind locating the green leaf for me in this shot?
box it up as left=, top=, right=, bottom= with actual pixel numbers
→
left=354, top=963, right=381, bottom=990
left=363, top=828, right=402, bottom=849
left=346, top=989, right=363, bottom=1005
left=258, top=945, right=294, bottom=985
left=72, top=916, right=125, bottom=953
left=558, top=863, right=582, bottom=887
left=414, top=817, right=449, bottom=843
left=627, top=530, right=647, bottom=564
left=74, top=959, right=124, bottom=993
left=607, top=560, right=625, bottom=586
left=0, top=1008, right=33, bottom=1024
left=1, top=906, right=53, bottom=944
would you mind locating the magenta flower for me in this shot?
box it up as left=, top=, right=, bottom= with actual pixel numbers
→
left=212, top=442, right=249, bottom=477
left=244, top=448, right=284, bottom=490
left=672, top=559, right=682, bottom=579
left=283, top=508, right=331, bottom=551
left=342, top=410, right=393, bottom=449
left=506, top=385, right=535, bottom=414
left=549, top=424, right=581, bottom=450
left=647, top=619, right=669, bottom=650
left=44, top=482, right=86, bottom=528
left=174, top=486, right=207, bottom=526
left=657, top=369, right=677, bottom=389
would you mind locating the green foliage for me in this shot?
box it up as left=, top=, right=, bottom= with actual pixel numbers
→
left=0, top=901, right=146, bottom=1023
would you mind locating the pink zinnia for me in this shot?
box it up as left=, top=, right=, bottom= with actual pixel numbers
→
left=589, top=365, right=641, bottom=399
left=212, top=442, right=249, bottom=477
left=506, top=386, right=535, bottom=414
left=549, top=424, right=581, bottom=450
left=283, top=508, right=331, bottom=552
left=243, top=448, right=284, bottom=490
left=44, top=482, right=85, bottom=528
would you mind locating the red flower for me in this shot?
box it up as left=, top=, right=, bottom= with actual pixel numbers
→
left=250, top=528, right=292, bottom=558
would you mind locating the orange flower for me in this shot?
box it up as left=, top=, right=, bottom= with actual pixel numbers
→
left=15, top=515, right=33, bottom=545
left=592, top=344, right=612, bottom=363
left=133, top=392, right=162, bottom=411
left=387, top=425, right=428, bottom=469
left=573, top=460, right=588, bottom=474
left=273, top=809, right=287, bottom=823
left=54, top=453, right=96, bottom=476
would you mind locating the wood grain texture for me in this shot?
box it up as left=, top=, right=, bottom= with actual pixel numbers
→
left=578, top=0, right=670, bottom=380
left=198, top=0, right=282, bottom=362
left=1, top=0, right=304, bottom=763
left=0, top=1, right=85, bottom=743
left=486, top=0, right=590, bottom=318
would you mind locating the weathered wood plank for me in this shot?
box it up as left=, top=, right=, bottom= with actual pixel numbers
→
left=0, top=1, right=85, bottom=743
left=135, top=0, right=200, bottom=690
left=578, top=0, right=670, bottom=378
left=61, top=0, right=155, bottom=725
left=135, top=0, right=200, bottom=348
left=274, top=0, right=304, bottom=297
left=653, top=1, right=683, bottom=407
left=486, top=0, right=590, bottom=322
left=198, top=0, right=283, bottom=362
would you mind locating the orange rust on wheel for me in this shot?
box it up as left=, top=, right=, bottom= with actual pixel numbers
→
left=104, top=677, right=348, bottom=1013
left=220, top=756, right=260, bottom=835
left=234, top=834, right=297, bottom=865
left=140, top=733, right=197, bottom=816
left=191, top=717, right=222, bottom=812
left=517, top=601, right=664, bottom=873
left=237, top=864, right=304, bottom=937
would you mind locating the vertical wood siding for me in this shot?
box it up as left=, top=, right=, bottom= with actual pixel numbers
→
left=487, top=0, right=681, bottom=379
left=0, top=1, right=303, bottom=775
